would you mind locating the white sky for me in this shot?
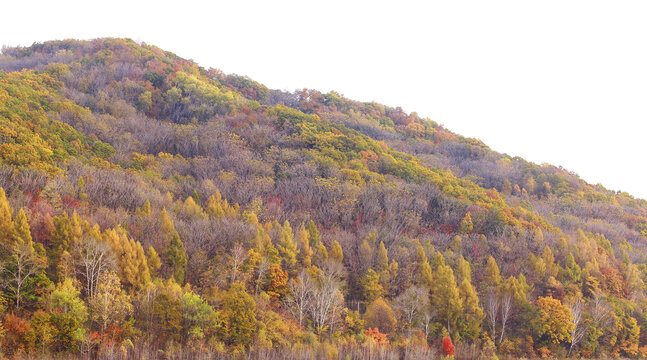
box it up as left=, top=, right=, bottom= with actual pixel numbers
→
left=2, top=1, right=647, bottom=199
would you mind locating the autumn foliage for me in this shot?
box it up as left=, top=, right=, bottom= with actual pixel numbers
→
left=0, top=38, right=645, bottom=359
left=442, top=336, right=455, bottom=356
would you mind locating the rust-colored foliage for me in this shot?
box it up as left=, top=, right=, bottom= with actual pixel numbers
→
left=365, top=328, right=389, bottom=345
left=442, top=336, right=455, bottom=356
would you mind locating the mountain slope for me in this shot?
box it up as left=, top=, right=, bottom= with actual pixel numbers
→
left=0, top=38, right=645, bottom=359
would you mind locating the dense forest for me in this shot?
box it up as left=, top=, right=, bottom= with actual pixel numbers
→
left=0, top=38, right=646, bottom=359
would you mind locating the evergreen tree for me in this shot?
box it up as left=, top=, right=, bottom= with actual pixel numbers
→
left=456, top=255, right=472, bottom=284
left=221, top=282, right=257, bottom=346
left=277, top=220, right=298, bottom=270
left=147, top=246, right=162, bottom=278
left=5, top=209, right=45, bottom=310
left=359, top=239, right=372, bottom=270
left=307, top=220, right=321, bottom=247
left=431, top=253, right=462, bottom=336
left=484, top=256, right=501, bottom=290
left=331, top=240, right=344, bottom=263
left=360, top=268, right=384, bottom=304
left=105, top=229, right=150, bottom=291
left=459, top=212, right=473, bottom=234
left=159, top=208, right=187, bottom=283
left=414, top=240, right=433, bottom=288
left=376, top=241, right=389, bottom=273
left=0, top=188, right=14, bottom=245
left=164, top=232, right=188, bottom=284
left=458, top=277, right=484, bottom=341
left=314, top=241, right=329, bottom=265
left=296, top=223, right=313, bottom=268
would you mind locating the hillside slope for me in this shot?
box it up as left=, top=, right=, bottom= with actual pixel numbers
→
left=0, top=38, right=645, bottom=359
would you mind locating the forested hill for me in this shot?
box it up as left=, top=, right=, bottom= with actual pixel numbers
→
left=0, top=38, right=645, bottom=359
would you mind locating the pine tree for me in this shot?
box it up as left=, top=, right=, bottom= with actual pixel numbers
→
left=5, top=209, right=45, bottom=310
left=359, top=239, right=372, bottom=270
left=138, top=199, right=152, bottom=216
left=414, top=240, right=433, bottom=288
left=277, top=220, right=298, bottom=270
left=147, top=246, right=162, bottom=278
left=191, top=189, right=201, bottom=204
left=360, top=268, right=384, bottom=304
left=431, top=255, right=462, bottom=337
left=297, top=223, right=313, bottom=268
left=542, top=245, right=558, bottom=278
left=0, top=187, right=14, bottom=245
left=106, top=229, right=150, bottom=291
left=314, top=242, right=329, bottom=265
left=502, top=179, right=513, bottom=195
left=160, top=208, right=176, bottom=239
left=307, top=220, right=321, bottom=247
left=564, top=253, right=582, bottom=284
left=159, top=208, right=187, bottom=283
left=221, top=282, right=257, bottom=346
left=48, top=212, right=71, bottom=282
left=449, top=235, right=462, bottom=253
left=458, top=277, right=484, bottom=341
left=459, top=212, right=473, bottom=234
left=456, top=255, right=472, bottom=284
left=179, top=196, right=206, bottom=219
left=484, top=256, right=501, bottom=290
left=164, top=232, right=187, bottom=284
left=376, top=241, right=389, bottom=273
left=205, top=194, right=225, bottom=218
left=330, top=240, right=344, bottom=263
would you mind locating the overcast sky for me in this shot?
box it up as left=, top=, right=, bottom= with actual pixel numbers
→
left=2, top=1, right=646, bottom=199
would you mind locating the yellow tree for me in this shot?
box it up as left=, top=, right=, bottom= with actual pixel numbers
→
left=296, top=223, right=313, bottom=268
left=375, top=241, right=388, bottom=273
left=364, top=298, right=397, bottom=334
left=307, top=220, right=321, bottom=247
left=146, top=246, right=162, bottom=278
left=414, top=240, right=433, bottom=288
left=458, top=277, right=484, bottom=341
left=431, top=252, right=462, bottom=336
left=484, top=256, right=501, bottom=290
left=277, top=220, right=298, bottom=271
left=534, top=296, right=574, bottom=344
left=330, top=240, right=344, bottom=263
left=89, top=271, right=133, bottom=332
left=105, top=229, right=150, bottom=291
left=459, top=212, right=473, bottom=234
left=0, top=187, right=14, bottom=244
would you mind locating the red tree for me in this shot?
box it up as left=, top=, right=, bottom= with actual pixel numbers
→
left=442, top=337, right=455, bottom=356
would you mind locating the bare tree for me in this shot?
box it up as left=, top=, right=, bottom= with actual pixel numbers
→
left=568, top=297, right=587, bottom=356
left=485, top=289, right=500, bottom=341
left=255, top=259, right=270, bottom=295
left=588, top=291, right=612, bottom=345
left=135, top=282, right=160, bottom=332
left=228, top=242, right=247, bottom=284
left=75, top=232, right=115, bottom=298
left=284, top=270, right=314, bottom=327
left=2, top=241, right=45, bottom=310
left=590, top=292, right=611, bottom=326
left=394, top=286, right=429, bottom=336
left=499, top=292, right=513, bottom=344
left=422, top=307, right=436, bottom=340
left=309, top=263, right=344, bottom=335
